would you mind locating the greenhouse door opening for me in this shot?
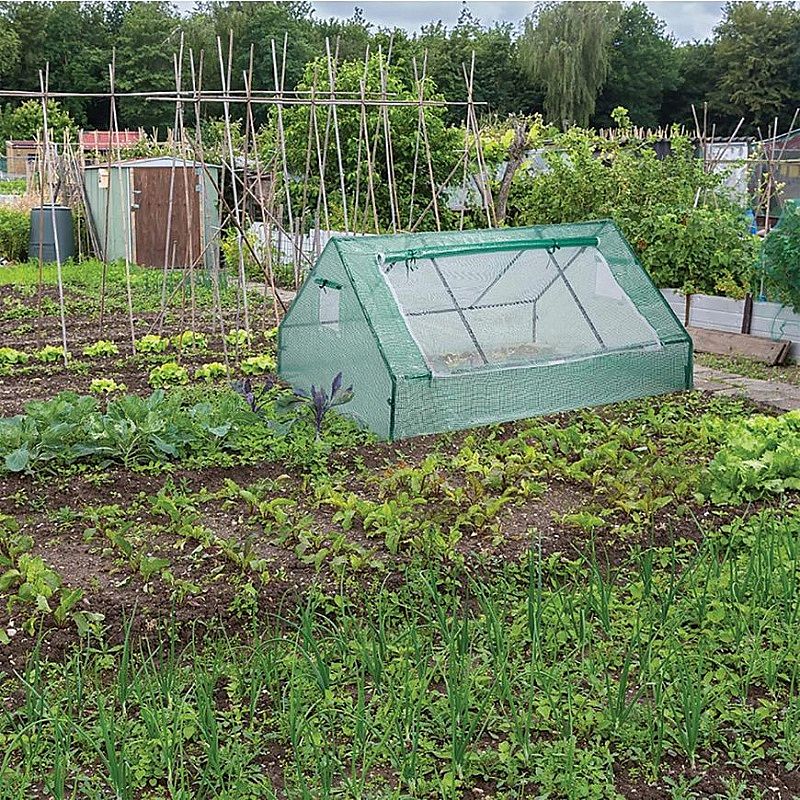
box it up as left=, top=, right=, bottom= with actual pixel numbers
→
left=278, top=221, right=693, bottom=440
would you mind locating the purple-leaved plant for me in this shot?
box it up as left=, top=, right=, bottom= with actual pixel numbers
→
left=277, top=372, right=354, bottom=437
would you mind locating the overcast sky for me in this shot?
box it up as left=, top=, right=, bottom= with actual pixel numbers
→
left=309, top=1, right=726, bottom=42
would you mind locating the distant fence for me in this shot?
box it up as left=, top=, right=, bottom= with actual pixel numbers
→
left=662, top=288, right=800, bottom=361
left=250, top=223, right=368, bottom=270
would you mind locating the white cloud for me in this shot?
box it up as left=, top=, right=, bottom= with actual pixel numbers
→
left=310, top=0, right=726, bottom=41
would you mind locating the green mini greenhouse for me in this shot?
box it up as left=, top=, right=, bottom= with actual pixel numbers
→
left=277, top=221, right=692, bottom=440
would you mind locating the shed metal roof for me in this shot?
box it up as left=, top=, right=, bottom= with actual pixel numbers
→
left=85, top=156, right=220, bottom=170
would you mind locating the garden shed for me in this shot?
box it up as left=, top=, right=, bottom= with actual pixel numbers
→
left=278, top=221, right=693, bottom=440
left=83, top=157, right=220, bottom=270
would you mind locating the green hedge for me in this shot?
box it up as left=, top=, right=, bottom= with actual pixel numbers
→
left=0, top=207, right=30, bottom=263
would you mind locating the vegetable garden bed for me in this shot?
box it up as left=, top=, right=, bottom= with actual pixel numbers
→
left=1, top=260, right=800, bottom=798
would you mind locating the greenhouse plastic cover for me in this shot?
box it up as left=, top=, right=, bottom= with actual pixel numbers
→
left=278, top=220, right=692, bottom=439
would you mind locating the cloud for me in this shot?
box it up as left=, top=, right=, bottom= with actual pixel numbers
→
left=644, top=1, right=726, bottom=42
left=310, top=0, right=726, bottom=41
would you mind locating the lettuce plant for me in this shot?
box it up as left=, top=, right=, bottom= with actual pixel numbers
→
left=82, top=340, right=119, bottom=358
left=172, top=331, right=208, bottom=352
left=195, top=362, right=227, bottom=382
left=0, top=347, right=29, bottom=365
left=89, top=378, right=127, bottom=395
left=241, top=354, right=276, bottom=375
left=138, top=334, right=170, bottom=354
left=703, top=410, right=800, bottom=503
left=35, top=345, right=64, bottom=363
left=225, top=329, right=251, bottom=348
left=148, top=362, right=189, bottom=389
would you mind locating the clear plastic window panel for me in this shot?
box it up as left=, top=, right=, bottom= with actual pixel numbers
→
left=318, top=285, right=340, bottom=332
left=381, top=245, right=662, bottom=375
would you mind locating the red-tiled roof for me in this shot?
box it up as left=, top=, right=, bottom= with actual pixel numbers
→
left=79, top=130, right=142, bottom=150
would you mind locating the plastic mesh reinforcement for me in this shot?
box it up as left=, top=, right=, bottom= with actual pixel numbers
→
left=278, top=220, right=693, bottom=440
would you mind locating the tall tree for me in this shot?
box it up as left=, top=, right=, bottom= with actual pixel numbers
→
left=415, top=14, right=535, bottom=123
left=519, top=1, right=621, bottom=128
left=115, top=2, right=182, bottom=130
left=660, top=41, right=720, bottom=130
left=713, top=1, right=800, bottom=131
left=0, top=17, right=19, bottom=80
left=280, top=53, right=460, bottom=231
left=593, top=2, right=678, bottom=129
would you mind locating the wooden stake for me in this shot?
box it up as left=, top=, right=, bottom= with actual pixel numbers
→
left=39, top=65, right=69, bottom=365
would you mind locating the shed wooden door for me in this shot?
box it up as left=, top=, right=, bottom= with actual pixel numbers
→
left=132, top=167, right=203, bottom=268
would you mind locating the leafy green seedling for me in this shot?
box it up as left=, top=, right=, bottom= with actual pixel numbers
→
left=35, top=345, right=64, bottom=363
left=148, top=362, right=189, bottom=388
left=137, top=334, right=170, bottom=354
left=0, top=346, right=29, bottom=365
left=195, top=362, right=227, bottom=382
left=89, top=378, right=127, bottom=395
left=225, top=328, right=251, bottom=347
left=83, top=340, right=119, bottom=358
left=241, top=354, right=276, bottom=375
left=172, top=330, right=208, bottom=351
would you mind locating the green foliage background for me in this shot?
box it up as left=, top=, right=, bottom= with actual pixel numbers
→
left=503, top=124, right=758, bottom=295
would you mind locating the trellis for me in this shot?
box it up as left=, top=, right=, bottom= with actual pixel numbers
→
left=1, top=33, right=495, bottom=366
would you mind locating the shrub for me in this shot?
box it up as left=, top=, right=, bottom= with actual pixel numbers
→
left=508, top=127, right=758, bottom=296
left=148, top=362, right=189, bottom=388
left=0, top=179, right=26, bottom=195
left=220, top=227, right=262, bottom=281
left=0, top=207, right=30, bottom=263
left=762, top=203, right=800, bottom=312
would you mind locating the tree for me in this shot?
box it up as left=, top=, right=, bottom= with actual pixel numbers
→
left=0, top=2, right=51, bottom=91
left=114, top=2, right=182, bottom=130
left=193, top=2, right=320, bottom=98
left=660, top=42, right=720, bottom=129
left=713, top=1, right=800, bottom=131
left=0, top=17, right=19, bottom=80
left=593, top=3, right=678, bottom=129
left=415, top=16, right=535, bottom=124
left=279, top=53, right=461, bottom=231
left=0, top=99, right=74, bottom=141
left=519, top=1, right=621, bottom=128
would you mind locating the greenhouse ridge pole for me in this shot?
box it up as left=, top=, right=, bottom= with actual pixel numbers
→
left=381, top=237, right=598, bottom=265
left=401, top=247, right=590, bottom=319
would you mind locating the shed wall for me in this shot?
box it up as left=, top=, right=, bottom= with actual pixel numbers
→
left=83, top=166, right=134, bottom=263
left=83, top=163, right=220, bottom=269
